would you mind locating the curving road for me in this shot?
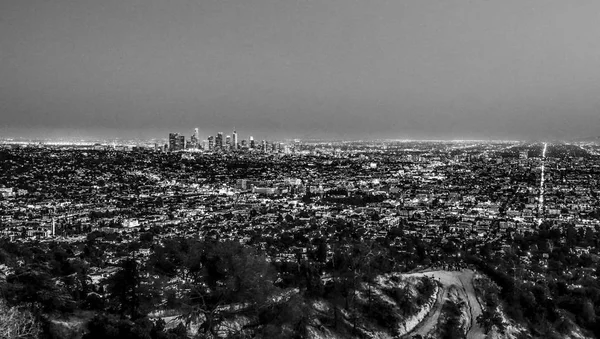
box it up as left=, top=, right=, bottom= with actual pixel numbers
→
left=401, top=270, right=483, bottom=339
left=407, top=283, right=448, bottom=338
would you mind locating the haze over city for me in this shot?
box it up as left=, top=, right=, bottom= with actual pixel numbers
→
left=2, top=0, right=600, bottom=140
left=4, top=2, right=600, bottom=337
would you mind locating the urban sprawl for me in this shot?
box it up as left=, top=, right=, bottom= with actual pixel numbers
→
left=1, top=138, right=600, bottom=338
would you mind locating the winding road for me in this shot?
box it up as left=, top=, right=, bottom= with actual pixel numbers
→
left=401, top=270, right=484, bottom=339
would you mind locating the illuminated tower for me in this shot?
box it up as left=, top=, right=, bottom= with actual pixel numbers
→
left=190, top=128, right=199, bottom=148
left=232, top=128, right=238, bottom=150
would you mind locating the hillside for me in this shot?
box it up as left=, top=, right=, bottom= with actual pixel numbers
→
left=25, top=268, right=598, bottom=339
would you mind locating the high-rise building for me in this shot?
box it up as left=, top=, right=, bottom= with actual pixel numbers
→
left=232, top=128, right=238, bottom=150
left=250, top=136, right=255, bottom=149
left=168, top=132, right=186, bottom=151
left=169, top=133, right=179, bottom=151
left=225, top=135, right=231, bottom=150
left=176, top=135, right=185, bottom=150
left=208, top=136, right=215, bottom=151
left=216, top=132, right=223, bottom=150
left=190, top=128, right=199, bottom=148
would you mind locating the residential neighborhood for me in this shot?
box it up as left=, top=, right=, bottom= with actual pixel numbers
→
left=1, top=140, right=600, bottom=338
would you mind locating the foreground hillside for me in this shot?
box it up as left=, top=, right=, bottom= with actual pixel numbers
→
left=1, top=236, right=598, bottom=339
left=148, top=272, right=440, bottom=339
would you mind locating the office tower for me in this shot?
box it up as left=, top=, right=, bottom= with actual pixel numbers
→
left=190, top=133, right=197, bottom=148
left=241, top=139, right=247, bottom=148
left=216, top=132, right=224, bottom=150
left=169, top=133, right=179, bottom=151
left=262, top=140, right=267, bottom=153
left=176, top=135, right=185, bottom=150
left=190, top=128, right=199, bottom=148
left=232, top=128, right=238, bottom=150
left=208, top=136, right=215, bottom=151
left=225, top=135, right=231, bottom=150
left=250, top=136, right=255, bottom=149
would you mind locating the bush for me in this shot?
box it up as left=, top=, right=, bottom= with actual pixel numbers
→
left=0, top=299, right=41, bottom=339
left=363, top=297, right=400, bottom=329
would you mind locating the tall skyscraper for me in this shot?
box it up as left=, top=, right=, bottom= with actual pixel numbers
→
left=216, top=132, right=223, bottom=150
left=176, top=135, right=186, bottom=150
left=226, top=135, right=231, bottom=150
left=169, top=133, right=179, bottom=151
left=168, top=132, right=186, bottom=151
left=250, top=136, right=255, bottom=149
left=208, top=136, right=215, bottom=151
left=190, top=128, right=199, bottom=148
left=232, top=128, right=238, bottom=150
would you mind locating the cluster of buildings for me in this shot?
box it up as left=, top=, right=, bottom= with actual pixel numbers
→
left=0, top=140, right=599, bottom=278
left=167, top=128, right=291, bottom=153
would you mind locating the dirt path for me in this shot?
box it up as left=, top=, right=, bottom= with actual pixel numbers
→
left=401, top=270, right=484, bottom=339
left=406, top=282, right=447, bottom=338
left=458, top=273, right=485, bottom=339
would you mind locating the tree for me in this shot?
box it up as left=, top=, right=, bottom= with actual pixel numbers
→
left=180, top=241, right=277, bottom=336
left=106, top=258, right=140, bottom=318
left=441, top=300, right=466, bottom=339
left=105, top=257, right=160, bottom=320
left=314, top=242, right=328, bottom=263
left=0, top=299, right=41, bottom=339
left=83, top=314, right=185, bottom=339
left=3, top=266, right=75, bottom=313
left=477, top=309, right=505, bottom=335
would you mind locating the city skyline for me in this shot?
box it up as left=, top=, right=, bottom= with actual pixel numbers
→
left=3, top=1, right=600, bottom=337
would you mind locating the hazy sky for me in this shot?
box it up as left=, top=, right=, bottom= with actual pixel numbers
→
left=2, top=0, right=600, bottom=140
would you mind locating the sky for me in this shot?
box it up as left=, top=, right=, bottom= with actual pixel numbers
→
left=1, top=0, right=600, bottom=141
